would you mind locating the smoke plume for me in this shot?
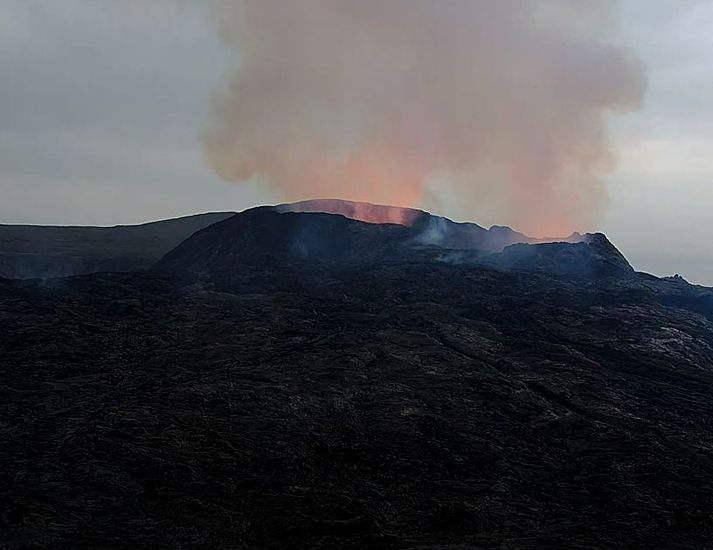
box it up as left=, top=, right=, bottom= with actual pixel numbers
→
left=204, top=0, right=646, bottom=236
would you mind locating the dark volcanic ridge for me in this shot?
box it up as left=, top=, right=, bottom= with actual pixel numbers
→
left=0, top=212, right=235, bottom=279
left=148, top=199, right=712, bottom=321
left=278, top=198, right=585, bottom=252
left=1, top=199, right=634, bottom=282
left=157, top=199, right=632, bottom=280
left=2, top=199, right=710, bottom=315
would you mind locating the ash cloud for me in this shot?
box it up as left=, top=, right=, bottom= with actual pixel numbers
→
left=204, top=0, right=646, bottom=236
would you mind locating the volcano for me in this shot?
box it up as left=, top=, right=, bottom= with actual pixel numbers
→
left=278, top=198, right=576, bottom=251
left=156, top=200, right=630, bottom=279
left=2, top=200, right=713, bottom=549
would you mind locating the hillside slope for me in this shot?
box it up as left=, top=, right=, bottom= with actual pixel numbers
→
left=0, top=212, right=234, bottom=278
left=2, top=264, right=713, bottom=548
left=3, top=202, right=713, bottom=548
left=156, top=206, right=632, bottom=281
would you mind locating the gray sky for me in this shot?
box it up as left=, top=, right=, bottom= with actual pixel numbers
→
left=1, top=1, right=712, bottom=284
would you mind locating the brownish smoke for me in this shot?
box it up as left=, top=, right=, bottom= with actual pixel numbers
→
left=204, top=0, right=646, bottom=236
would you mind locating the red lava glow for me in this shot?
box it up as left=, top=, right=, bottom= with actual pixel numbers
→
left=277, top=199, right=422, bottom=227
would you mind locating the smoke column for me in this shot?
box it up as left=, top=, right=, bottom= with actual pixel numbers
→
left=204, top=0, right=646, bottom=236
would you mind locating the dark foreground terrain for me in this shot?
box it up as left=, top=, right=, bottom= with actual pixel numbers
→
left=2, top=259, right=713, bottom=549
left=3, top=203, right=713, bottom=549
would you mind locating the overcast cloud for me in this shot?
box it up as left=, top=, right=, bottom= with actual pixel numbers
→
left=0, top=1, right=271, bottom=225
left=0, top=0, right=711, bottom=283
